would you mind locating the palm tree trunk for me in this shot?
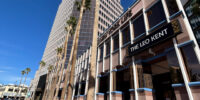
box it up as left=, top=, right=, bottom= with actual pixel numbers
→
left=42, top=72, right=50, bottom=100
left=60, top=1, right=85, bottom=99
left=54, top=30, right=70, bottom=99
left=15, top=75, right=23, bottom=99
left=66, top=1, right=85, bottom=100
left=45, top=72, right=53, bottom=100
left=19, top=74, right=27, bottom=100
left=48, top=54, right=62, bottom=100
left=86, top=0, right=99, bottom=99
left=60, top=32, right=76, bottom=100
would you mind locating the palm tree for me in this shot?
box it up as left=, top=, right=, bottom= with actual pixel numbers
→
left=60, top=0, right=91, bottom=100
left=56, top=47, right=63, bottom=55
left=42, top=65, right=53, bottom=100
left=23, top=68, right=31, bottom=87
left=48, top=65, right=54, bottom=73
left=15, top=70, right=26, bottom=99
left=20, top=68, right=31, bottom=99
left=39, top=60, right=46, bottom=68
left=86, top=0, right=99, bottom=100
left=53, top=16, right=77, bottom=99
left=46, top=47, right=63, bottom=100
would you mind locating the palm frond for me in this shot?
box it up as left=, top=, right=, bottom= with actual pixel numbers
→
left=21, top=70, right=26, bottom=75
left=85, top=0, right=91, bottom=10
left=75, top=1, right=81, bottom=11
left=48, top=65, right=53, bottom=73
left=66, top=16, right=77, bottom=36
left=25, top=68, right=31, bottom=74
left=56, top=47, right=63, bottom=55
left=40, top=60, right=46, bottom=67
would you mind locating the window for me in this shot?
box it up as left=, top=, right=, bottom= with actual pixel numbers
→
left=115, top=67, right=134, bottom=100
left=106, top=40, right=110, bottom=56
left=113, top=34, right=119, bottom=51
left=14, top=89, right=19, bottom=92
left=80, top=82, right=86, bottom=95
left=184, top=0, right=200, bottom=45
left=165, top=0, right=179, bottom=16
left=147, top=1, right=166, bottom=29
left=137, top=49, right=184, bottom=88
left=100, top=46, right=104, bottom=60
left=181, top=45, right=200, bottom=82
left=132, top=14, right=145, bottom=38
left=8, top=88, right=13, bottom=92
left=99, top=75, right=109, bottom=93
left=122, top=25, right=131, bottom=45
left=74, top=83, right=79, bottom=96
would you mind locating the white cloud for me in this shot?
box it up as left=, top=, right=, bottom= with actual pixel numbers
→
left=0, top=70, right=6, bottom=73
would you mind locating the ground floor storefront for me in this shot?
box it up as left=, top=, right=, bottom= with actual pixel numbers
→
left=95, top=39, right=200, bottom=100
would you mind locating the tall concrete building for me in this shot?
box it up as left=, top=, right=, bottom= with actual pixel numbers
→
left=29, top=0, right=123, bottom=99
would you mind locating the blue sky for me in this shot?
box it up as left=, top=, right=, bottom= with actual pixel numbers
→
left=0, top=0, right=135, bottom=85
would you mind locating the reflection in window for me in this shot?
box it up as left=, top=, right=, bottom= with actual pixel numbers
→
left=98, top=75, right=109, bottom=99
left=132, top=14, right=145, bottom=38
left=114, top=67, right=134, bottom=100
left=80, top=81, right=86, bottom=95
left=181, top=45, right=200, bottom=82
left=137, top=50, right=184, bottom=88
left=167, top=50, right=184, bottom=83
left=184, top=0, right=200, bottom=45
left=165, top=0, right=179, bottom=16
left=147, top=1, right=166, bottom=29
left=113, top=34, right=119, bottom=51
left=106, top=40, right=110, bottom=56
left=74, top=83, right=79, bottom=96
left=100, top=46, right=104, bottom=60
left=122, top=26, right=131, bottom=45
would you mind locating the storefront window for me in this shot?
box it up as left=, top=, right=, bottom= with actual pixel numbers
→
left=165, top=0, right=179, bottom=16
left=99, top=75, right=109, bottom=93
left=113, top=34, right=119, bottom=51
left=114, top=67, right=134, bottom=100
left=184, top=0, right=200, bottom=45
left=122, top=26, right=131, bottom=45
left=137, top=49, right=184, bottom=100
left=80, top=81, right=86, bottom=95
left=132, top=14, right=145, bottom=38
left=181, top=45, right=200, bottom=82
left=100, top=45, right=104, bottom=60
left=106, top=40, right=110, bottom=56
left=147, top=1, right=166, bottom=29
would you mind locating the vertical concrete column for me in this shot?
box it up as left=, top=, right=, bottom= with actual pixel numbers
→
left=94, top=47, right=100, bottom=100
left=119, top=30, right=122, bottom=65
left=83, top=50, right=89, bottom=95
left=109, top=37, right=113, bottom=100
left=77, top=54, right=87, bottom=96
left=103, top=43, right=106, bottom=72
left=72, top=58, right=80, bottom=100
left=161, top=0, right=194, bottom=100
left=129, top=19, right=138, bottom=100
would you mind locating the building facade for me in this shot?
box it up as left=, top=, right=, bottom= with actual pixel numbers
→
left=72, top=0, right=200, bottom=100
left=30, top=0, right=123, bottom=100
left=73, top=47, right=91, bottom=100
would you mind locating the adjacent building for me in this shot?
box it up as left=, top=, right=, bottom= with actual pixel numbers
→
left=0, top=84, right=28, bottom=99
left=73, top=0, right=200, bottom=100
